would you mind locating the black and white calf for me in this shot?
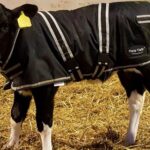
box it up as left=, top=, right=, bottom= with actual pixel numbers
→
left=1, top=1, right=150, bottom=150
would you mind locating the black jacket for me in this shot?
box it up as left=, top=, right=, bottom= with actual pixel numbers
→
left=2, top=1, right=150, bottom=90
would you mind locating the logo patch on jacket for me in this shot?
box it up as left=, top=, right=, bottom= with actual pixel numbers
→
left=128, top=46, right=146, bottom=56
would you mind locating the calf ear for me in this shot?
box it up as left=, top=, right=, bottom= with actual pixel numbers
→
left=13, top=4, right=38, bottom=18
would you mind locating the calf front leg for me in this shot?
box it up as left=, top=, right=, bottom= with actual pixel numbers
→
left=3, top=91, right=32, bottom=149
left=126, top=90, right=145, bottom=145
left=32, top=85, right=58, bottom=150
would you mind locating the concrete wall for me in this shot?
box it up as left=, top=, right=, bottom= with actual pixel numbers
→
left=0, top=0, right=147, bottom=10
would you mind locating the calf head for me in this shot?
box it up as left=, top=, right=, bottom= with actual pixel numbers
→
left=0, top=4, right=38, bottom=66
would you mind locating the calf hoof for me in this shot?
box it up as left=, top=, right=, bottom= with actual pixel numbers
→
left=2, top=140, right=19, bottom=150
left=124, top=134, right=136, bottom=146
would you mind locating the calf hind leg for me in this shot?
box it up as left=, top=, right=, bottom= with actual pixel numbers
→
left=118, top=70, right=145, bottom=145
left=3, top=91, right=32, bottom=149
left=32, top=85, right=58, bottom=150
left=126, top=90, right=145, bottom=145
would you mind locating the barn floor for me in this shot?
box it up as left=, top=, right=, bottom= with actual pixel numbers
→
left=1, top=75, right=150, bottom=150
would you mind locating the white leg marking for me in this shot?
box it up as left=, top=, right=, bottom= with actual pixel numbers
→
left=18, top=90, right=32, bottom=96
left=40, top=123, right=52, bottom=150
left=3, top=118, right=22, bottom=149
left=126, top=90, right=145, bottom=145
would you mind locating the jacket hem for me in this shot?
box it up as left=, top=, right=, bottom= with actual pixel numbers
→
left=11, top=76, right=71, bottom=91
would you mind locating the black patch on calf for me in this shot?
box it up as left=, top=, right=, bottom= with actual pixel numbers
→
left=32, top=85, right=58, bottom=132
left=139, top=64, right=150, bottom=92
left=12, top=4, right=38, bottom=18
left=117, top=70, right=145, bottom=97
left=11, top=91, right=32, bottom=123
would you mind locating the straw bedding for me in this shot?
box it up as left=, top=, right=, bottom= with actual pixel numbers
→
left=1, top=75, right=150, bottom=149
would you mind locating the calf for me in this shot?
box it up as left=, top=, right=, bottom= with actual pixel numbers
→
left=1, top=1, right=150, bottom=150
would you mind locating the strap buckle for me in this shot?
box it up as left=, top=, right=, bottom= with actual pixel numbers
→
left=65, top=58, right=83, bottom=81
left=92, top=53, right=113, bottom=79
left=68, top=66, right=83, bottom=81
